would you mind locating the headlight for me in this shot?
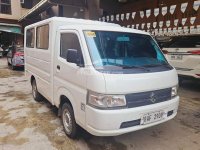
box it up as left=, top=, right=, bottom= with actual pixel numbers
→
left=87, top=91, right=126, bottom=109
left=171, top=86, right=178, bottom=98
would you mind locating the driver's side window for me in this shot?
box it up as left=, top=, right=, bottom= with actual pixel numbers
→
left=60, top=33, right=81, bottom=60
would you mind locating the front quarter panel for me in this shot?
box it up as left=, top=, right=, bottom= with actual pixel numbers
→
left=86, top=67, right=106, bottom=94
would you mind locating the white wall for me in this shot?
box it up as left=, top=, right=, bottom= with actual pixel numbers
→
left=0, top=0, right=29, bottom=20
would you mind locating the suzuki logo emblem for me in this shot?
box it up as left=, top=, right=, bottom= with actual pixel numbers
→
left=150, top=92, right=156, bottom=103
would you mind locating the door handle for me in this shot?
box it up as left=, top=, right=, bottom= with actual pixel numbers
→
left=57, top=65, right=60, bottom=70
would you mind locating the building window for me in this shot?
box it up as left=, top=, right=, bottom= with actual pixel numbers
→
left=36, top=24, right=49, bottom=49
left=0, top=0, right=11, bottom=14
left=21, top=0, right=33, bottom=9
left=26, top=28, right=35, bottom=48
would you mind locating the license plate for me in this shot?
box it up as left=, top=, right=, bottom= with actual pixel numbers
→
left=141, top=111, right=165, bottom=125
left=170, top=55, right=182, bottom=60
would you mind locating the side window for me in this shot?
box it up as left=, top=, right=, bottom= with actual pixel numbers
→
left=26, top=28, right=35, bottom=48
left=60, top=33, right=82, bottom=59
left=36, top=24, right=49, bottom=49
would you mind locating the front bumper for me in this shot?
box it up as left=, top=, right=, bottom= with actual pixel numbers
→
left=85, top=96, right=179, bottom=136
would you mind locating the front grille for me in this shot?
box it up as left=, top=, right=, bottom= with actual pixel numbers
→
left=125, top=88, right=171, bottom=108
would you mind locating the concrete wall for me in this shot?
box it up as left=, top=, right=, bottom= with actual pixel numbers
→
left=41, top=5, right=59, bottom=20
left=62, top=6, right=84, bottom=18
left=86, top=0, right=102, bottom=20
left=61, top=0, right=101, bottom=20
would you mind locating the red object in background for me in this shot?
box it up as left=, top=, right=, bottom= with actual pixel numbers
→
left=14, top=51, right=24, bottom=57
left=187, top=50, right=200, bottom=55
left=162, top=50, right=168, bottom=54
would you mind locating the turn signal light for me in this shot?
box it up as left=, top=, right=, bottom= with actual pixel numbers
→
left=162, top=50, right=168, bottom=54
left=187, top=50, right=200, bottom=55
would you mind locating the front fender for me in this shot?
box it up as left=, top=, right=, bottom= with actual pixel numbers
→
left=55, top=87, right=78, bottom=120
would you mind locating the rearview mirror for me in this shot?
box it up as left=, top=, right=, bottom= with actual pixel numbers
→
left=66, top=49, right=78, bottom=64
left=66, top=49, right=84, bottom=67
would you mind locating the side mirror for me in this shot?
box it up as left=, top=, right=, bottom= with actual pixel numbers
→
left=66, top=49, right=84, bottom=67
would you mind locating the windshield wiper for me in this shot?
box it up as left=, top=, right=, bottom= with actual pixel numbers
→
left=143, top=63, right=169, bottom=68
left=114, top=64, right=150, bottom=71
left=143, top=64, right=161, bottom=67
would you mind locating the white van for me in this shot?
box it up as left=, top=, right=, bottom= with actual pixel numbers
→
left=24, top=17, right=179, bottom=138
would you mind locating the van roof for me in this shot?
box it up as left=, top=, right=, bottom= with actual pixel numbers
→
left=26, top=17, right=120, bottom=28
left=25, top=17, right=149, bottom=35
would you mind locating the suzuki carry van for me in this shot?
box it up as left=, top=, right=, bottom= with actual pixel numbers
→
left=24, top=17, right=179, bottom=138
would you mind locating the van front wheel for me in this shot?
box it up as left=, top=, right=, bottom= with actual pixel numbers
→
left=61, top=103, right=78, bottom=138
left=31, top=79, right=41, bottom=102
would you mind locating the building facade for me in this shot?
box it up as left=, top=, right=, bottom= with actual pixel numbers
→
left=2, top=0, right=198, bottom=48
left=99, top=0, right=200, bottom=36
left=19, top=0, right=200, bottom=37
left=0, top=0, right=30, bottom=47
left=19, top=0, right=102, bottom=26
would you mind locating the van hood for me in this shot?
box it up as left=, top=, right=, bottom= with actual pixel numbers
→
left=103, top=69, right=178, bottom=94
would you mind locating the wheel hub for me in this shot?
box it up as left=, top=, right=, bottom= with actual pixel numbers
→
left=63, top=109, right=72, bottom=134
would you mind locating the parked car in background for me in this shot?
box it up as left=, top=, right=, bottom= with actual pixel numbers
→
left=3, top=46, right=11, bottom=56
left=155, top=36, right=172, bottom=49
left=7, top=46, right=24, bottom=70
left=160, top=35, right=200, bottom=82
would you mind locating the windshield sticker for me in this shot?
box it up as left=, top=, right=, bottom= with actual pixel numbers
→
left=85, top=31, right=96, bottom=37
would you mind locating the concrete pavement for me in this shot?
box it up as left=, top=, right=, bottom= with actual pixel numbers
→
left=0, top=58, right=200, bottom=150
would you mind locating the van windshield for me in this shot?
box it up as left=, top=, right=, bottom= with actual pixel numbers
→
left=84, top=31, right=171, bottom=73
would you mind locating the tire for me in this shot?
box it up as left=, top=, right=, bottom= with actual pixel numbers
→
left=178, top=77, right=184, bottom=86
left=31, top=79, right=41, bottom=102
left=7, top=59, right=11, bottom=66
left=61, top=103, right=78, bottom=139
left=11, top=60, right=16, bottom=70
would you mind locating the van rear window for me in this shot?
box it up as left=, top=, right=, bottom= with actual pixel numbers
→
left=26, top=28, right=35, bottom=48
left=36, top=24, right=49, bottom=49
